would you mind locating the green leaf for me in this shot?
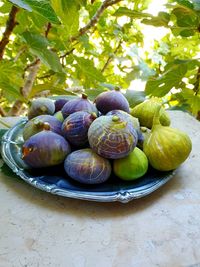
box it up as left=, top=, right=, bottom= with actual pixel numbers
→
left=10, top=0, right=60, bottom=24
left=191, top=0, right=200, bottom=10
left=0, top=61, right=24, bottom=101
left=22, top=31, right=63, bottom=72
left=9, top=0, right=32, bottom=11
left=189, top=95, right=200, bottom=115
left=29, top=83, right=71, bottom=98
left=74, top=56, right=105, bottom=82
left=85, top=88, right=107, bottom=101
left=0, top=129, right=8, bottom=141
left=113, top=7, right=151, bottom=18
left=142, top=12, right=170, bottom=27
left=124, top=90, right=146, bottom=107
left=22, top=31, right=49, bottom=48
left=172, top=7, right=199, bottom=27
left=182, top=88, right=200, bottom=115
left=51, top=0, right=79, bottom=36
left=145, top=63, right=188, bottom=97
left=0, top=160, right=19, bottom=179
left=177, top=0, right=194, bottom=9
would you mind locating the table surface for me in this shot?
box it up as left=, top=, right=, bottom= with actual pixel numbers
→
left=0, top=111, right=200, bottom=267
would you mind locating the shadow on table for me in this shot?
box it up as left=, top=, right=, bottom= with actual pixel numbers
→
left=0, top=170, right=182, bottom=219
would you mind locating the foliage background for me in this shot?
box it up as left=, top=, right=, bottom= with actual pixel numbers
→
left=0, top=0, right=199, bottom=119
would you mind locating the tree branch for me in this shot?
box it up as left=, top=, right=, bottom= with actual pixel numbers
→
left=0, top=6, right=19, bottom=60
left=8, top=22, right=52, bottom=116
left=45, top=23, right=52, bottom=38
left=21, top=60, right=41, bottom=98
left=0, top=106, right=6, bottom=117
left=194, top=66, right=200, bottom=96
left=101, top=39, right=122, bottom=73
left=14, top=46, right=27, bottom=62
left=60, top=48, right=75, bottom=59
left=7, top=100, right=24, bottom=116
left=21, top=22, right=53, bottom=98
left=70, top=0, right=123, bottom=41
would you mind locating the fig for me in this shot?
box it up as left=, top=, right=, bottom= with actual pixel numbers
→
left=61, top=94, right=98, bottom=119
left=114, top=147, right=148, bottom=180
left=62, top=111, right=97, bottom=147
left=54, top=111, right=64, bottom=122
left=22, top=115, right=62, bottom=141
left=106, top=110, right=143, bottom=142
left=94, top=87, right=130, bottom=114
left=22, top=125, right=71, bottom=168
left=143, top=106, right=192, bottom=171
left=28, top=98, right=55, bottom=119
left=64, top=148, right=111, bottom=184
left=88, top=115, right=138, bottom=159
left=55, top=98, right=69, bottom=112
left=130, top=97, right=170, bottom=129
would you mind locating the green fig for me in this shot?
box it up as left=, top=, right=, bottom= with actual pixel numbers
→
left=28, top=98, right=55, bottom=119
left=143, top=106, right=192, bottom=171
left=131, top=97, right=170, bottom=129
left=114, top=147, right=148, bottom=180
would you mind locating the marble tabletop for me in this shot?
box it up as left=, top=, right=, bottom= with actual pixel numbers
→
left=0, top=111, right=199, bottom=267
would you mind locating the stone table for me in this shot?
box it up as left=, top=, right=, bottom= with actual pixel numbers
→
left=0, top=111, right=199, bottom=267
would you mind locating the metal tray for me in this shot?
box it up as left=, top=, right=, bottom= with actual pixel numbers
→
left=1, top=118, right=176, bottom=203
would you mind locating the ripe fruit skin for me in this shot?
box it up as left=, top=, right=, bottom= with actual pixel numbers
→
left=55, top=98, right=69, bottom=112
left=23, top=115, right=62, bottom=141
left=64, top=148, right=111, bottom=184
left=28, top=98, right=55, bottom=119
left=114, top=147, right=148, bottom=180
left=106, top=109, right=143, bottom=142
left=88, top=115, right=138, bottom=159
left=94, top=89, right=130, bottom=114
left=62, top=111, right=97, bottom=147
left=54, top=111, right=64, bottom=122
left=22, top=131, right=71, bottom=168
left=143, top=125, right=192, bottom=171
left=61, top=94, right=98, bottom=119
left=131, top=98, right=170, bottom=129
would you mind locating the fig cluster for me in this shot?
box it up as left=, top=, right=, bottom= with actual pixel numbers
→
left=21, top=89, right=192, bottom=185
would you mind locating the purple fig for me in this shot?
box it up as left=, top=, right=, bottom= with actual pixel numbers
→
left=88, top=115, right=138, bottom=159
left=62, top=111, right=97, bottom=146
left=28, top=98, right=55, bottom=119
left=106, top=110, right=143, bottom=142
left=64, top=148, right=111, bottom=184
left=23, top=115, right=62, bottom=141
left=55, top=98, right=69, bottom=112
left=22, top=127, right=71, bottom=168
left=94, top=88, right=130, bottom=114
left=61, top=94, right=98, bottom=119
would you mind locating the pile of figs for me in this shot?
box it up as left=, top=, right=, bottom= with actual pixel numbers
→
left=22, top=88, right=192, bottom=185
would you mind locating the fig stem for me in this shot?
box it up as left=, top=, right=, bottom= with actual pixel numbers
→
left=112, top=115, right=120, bottom=122
left=90, top=112, right=97, bottom=120
left=40, top=106, right=47, bottom=112
left=43, top=122, right=51, bottom=131
left=82, top=93, right=88, bottom=99
left=114, top=86, right=120, bottom=91
left=141, top=127, right=147, bottom=132
left=152, top=104, right=162, bottom=131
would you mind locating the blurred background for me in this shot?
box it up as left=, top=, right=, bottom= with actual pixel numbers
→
left=0, top=0, right=199, bottom=120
